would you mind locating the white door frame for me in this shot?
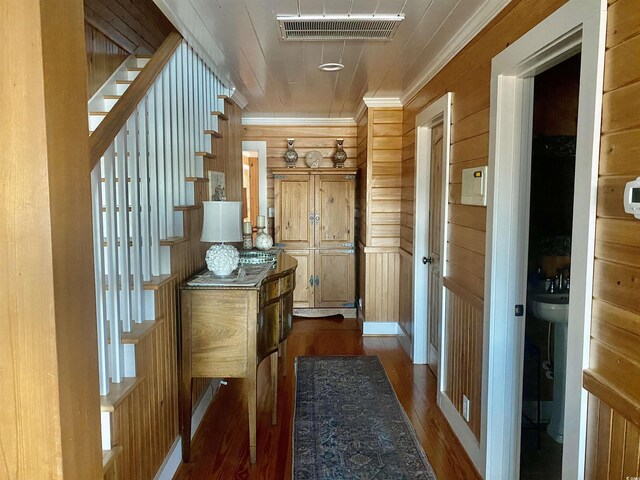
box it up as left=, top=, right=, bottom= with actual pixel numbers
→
left=411, top=93, right=452, bottom=365
left=483, top=1, right=606, bottom=478
left=241, top=141, right=268, bottom=218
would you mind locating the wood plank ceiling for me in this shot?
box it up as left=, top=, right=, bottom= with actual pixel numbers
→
left=154, top=0, right=510, bottom=117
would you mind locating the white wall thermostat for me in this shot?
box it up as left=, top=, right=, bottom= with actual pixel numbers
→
left=461, top=166, right=488, bottom=206
left=624, top=177, right=640, bottom=219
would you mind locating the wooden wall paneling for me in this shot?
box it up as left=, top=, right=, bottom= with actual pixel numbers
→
left=585, top=0, right=640, bottom=474
left=85, top=22, right=130, bottom=97
left=599, top=130, right=640, bottom=176
left=604, top=33, right=640, bottom=93
left=398, top=0, right=574, bottom=452
left=243, top=124, right=358, bottom=213
left=1, top=0, right=103, bottom=478
left=83, top=0, right=174, bottom=55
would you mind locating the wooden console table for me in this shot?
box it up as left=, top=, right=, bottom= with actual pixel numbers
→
left=178, top=253, right=297, bottom=464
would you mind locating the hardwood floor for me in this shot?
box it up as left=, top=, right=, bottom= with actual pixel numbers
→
left=174, top=317, right=481, bottom=479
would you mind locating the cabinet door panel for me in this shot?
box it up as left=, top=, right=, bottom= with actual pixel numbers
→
left=285, top=249, right=314, bottom=308
left=315, top=250, right=355, bottom=308
left=315, top=175, right=355, bottom=248
left=274, top=175, right=314, bottom=249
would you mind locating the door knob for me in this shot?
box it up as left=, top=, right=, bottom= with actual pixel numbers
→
left=422, top=256, right=432, bottom=264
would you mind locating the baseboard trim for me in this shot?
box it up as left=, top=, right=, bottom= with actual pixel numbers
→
left=154, top=379, right=220, bottom=480
left=362, top=321, right=399, bottom=335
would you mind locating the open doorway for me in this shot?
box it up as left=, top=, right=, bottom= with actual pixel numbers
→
left=520, top=54, right=580, bottom=480
left=483, top=1, right=606, bottom=478
left=242, top=150, right=259, bottom=223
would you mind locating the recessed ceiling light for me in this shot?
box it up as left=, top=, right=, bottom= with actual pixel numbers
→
left=319, top=63, right=344, bottom=72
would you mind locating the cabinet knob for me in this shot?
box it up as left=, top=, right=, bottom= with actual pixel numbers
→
left=315, top=214, right=320, bottom=225
left=309, top=213, right=314, bottom=225
left=315, top=275, right=320, bottom=286
left=309, top=275, right=314, bottom=287
left=422, top=256, right=432, bottom=265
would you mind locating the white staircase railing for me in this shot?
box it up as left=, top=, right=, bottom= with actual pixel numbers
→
left=90, top=38, right=230, bottom=398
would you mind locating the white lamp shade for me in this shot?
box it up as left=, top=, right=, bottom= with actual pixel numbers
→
left=201, top=201, right=243, bottom=243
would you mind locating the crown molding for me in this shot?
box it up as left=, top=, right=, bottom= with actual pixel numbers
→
left=401, top=0, right=512, bottom=106
left=242, top=117, right=356, bottom=126
left=354, top=100, right=367, bottom=122
left=230, top=89, right=248, bottom=109
left=362, top=97, right=403, bottom=108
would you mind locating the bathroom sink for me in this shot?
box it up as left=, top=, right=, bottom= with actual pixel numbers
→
left=531, top=293, right=569, bottom=324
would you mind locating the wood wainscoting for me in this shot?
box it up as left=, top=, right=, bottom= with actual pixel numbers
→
left=362, top=246, right=401, bottom=324
left=443, top=281, right=484, bottom=440
left=585, top=393, right=640, bottom=479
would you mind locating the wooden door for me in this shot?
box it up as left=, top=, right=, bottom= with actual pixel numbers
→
left=314, top=249, right=355, bottom=308
left=314, top=174, right=355, bottom=249
left=427, top=123, right=445, bottom=375
left=285, top=249, right=314, bottom=308
left=274, top=174, right=314, bottom=249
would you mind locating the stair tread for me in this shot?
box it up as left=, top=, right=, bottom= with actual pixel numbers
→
left=160, top=236, right=189, bottom=246
left=211, top=111, right=229, bottom=121
left=102, top=445, right=123, bottom=471
left=103, top=95, right=121, bottom=100
left=195, top=151, right=216, bottom=159
left=204, top=130, right=223, bottom=138
left=115, top=80, right=133, bottom=85
left=135, top=54, right=152, bottom=59
left=186, top=176, right=208, bottom=183
left=218, top=94, right=235, bottom=106
left=127, top=67, right=144, bottom=72
left=174, top=205, right=200, bottom=212
left=107, top=318, right=163, bottom=344
left=143, top=273, right=177, bottom=290
left=100, top=377, right=144, bottom=412
left=90, top=111, right=109, bottom=116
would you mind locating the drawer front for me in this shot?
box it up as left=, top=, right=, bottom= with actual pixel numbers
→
left=257, top=301, right=279, bottom=362
left=280, top=273, right=294, bottom=295
left=261, top=278, right=280, bottom=305
left=280, top=291, right=294, bottom=342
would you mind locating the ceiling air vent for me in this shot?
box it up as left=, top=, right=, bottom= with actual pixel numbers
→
left=277, top=14, right=405, bottom=41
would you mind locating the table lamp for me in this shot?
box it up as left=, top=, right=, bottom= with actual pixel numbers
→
left=201, top=201, right=243, bottom=276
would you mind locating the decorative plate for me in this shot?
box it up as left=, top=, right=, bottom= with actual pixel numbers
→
left=305, top=150, right=322, bottom=168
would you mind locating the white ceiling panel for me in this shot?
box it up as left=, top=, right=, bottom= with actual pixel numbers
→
left=154, top=0, right=511, bottom=117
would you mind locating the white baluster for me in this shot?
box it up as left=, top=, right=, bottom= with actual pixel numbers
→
left=92, top=164, right=109, bottom=395
left=103, top=144, right=124, bottom=383
left=176, top=42, right=185, bottom=205
left=169, top=55, right=183, bottom=205
left=147, top=87, right=161, bottom=277
left=127, top=115, right=144, bottom=324
left=138, top=99, right=151, bottom=282
left=174, top=45, right=184, bottom=208
left=163, top=62, right=175, bottom=231
left=115, top=128, right=132, bottom=333
left=154, top=77, right=167, bottom=240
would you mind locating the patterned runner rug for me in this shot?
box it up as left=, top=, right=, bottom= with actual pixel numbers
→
left=293, top=355, right=437, bottom=479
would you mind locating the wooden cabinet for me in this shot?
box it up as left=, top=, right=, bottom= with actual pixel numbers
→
left=178, top=254, right=297, bottom=465
left=274, top=169, right=356, bottom=317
